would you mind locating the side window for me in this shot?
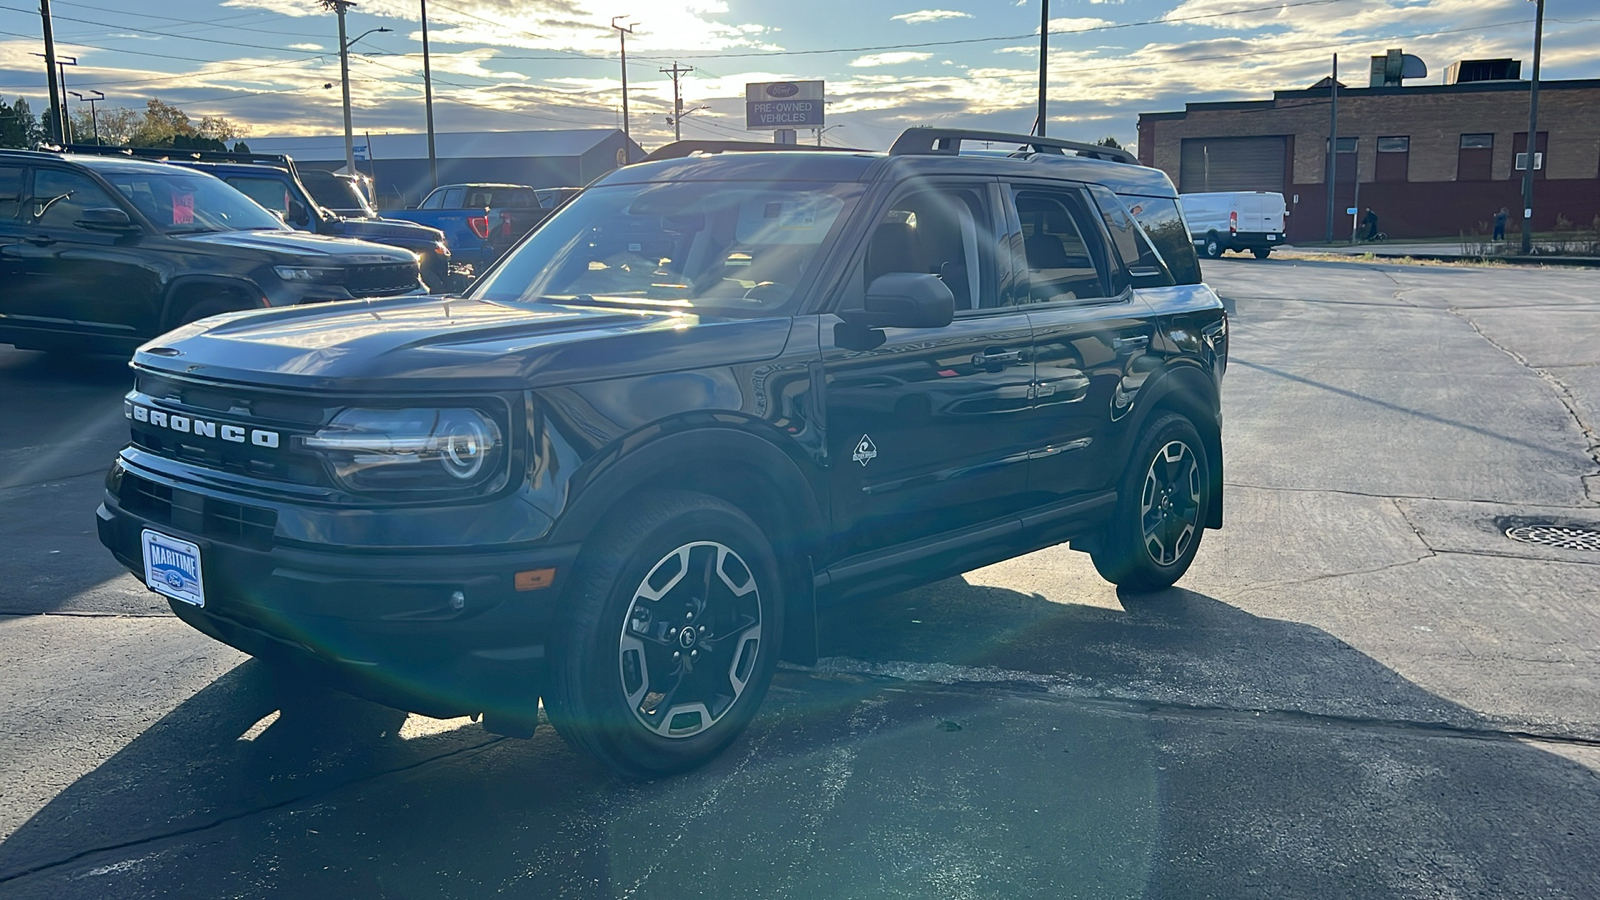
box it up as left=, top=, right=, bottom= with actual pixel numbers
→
left=442, top=188, right=465, bottom=208
left=1120, top=196, right=1203, bottom=285
left=420, top=191, right=443, bottom=210
left=0, top=165, right=22, bottom=222
left=859, top=184, right=996, bottom=312
left=1010, top=186, right=1109, bottom=304
left=27, top=168, right=119, bottom=230
left=1088, top=184, right=1170, bottom=288
left=226, top=177, right=292, bottom=216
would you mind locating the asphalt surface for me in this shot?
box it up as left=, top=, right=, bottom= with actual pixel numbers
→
left=2, top=258, right=1598, bottom=898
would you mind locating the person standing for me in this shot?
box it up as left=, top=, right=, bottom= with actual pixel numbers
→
left=1493, top=207, right=1509, bottom=241
left=1361, top=207, right=1379, bottom=242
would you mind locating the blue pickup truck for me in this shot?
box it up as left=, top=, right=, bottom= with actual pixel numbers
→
left=384, top=183, right=578, bottom=272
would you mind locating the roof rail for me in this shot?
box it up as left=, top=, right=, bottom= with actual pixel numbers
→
left=59, top=144, right=301, bottom=176
left=888, top=128, right=1139, bottom=165
left=643, top=140, right=865, bottom=162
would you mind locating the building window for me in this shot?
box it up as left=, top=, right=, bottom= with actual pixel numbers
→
left=1376, top=136, right=1409, bottom=182
left=1513, top=131, right=1548, bottom=180
left=1334, top=137, right=1358, bottom=153
left=1458, top=133, right=1493, bottom=181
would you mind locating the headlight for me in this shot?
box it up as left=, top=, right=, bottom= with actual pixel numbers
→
left=303, top=407, right=504, bottom=494
left=274, top=265, right=345, bottom=283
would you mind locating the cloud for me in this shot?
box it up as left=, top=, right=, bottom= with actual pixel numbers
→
left=288, top=43, right=326, bottom=51
left=890, top=9, right=974, bottom=25
left=1045, top=17, right=1117, bottom=33
left=850, top=51, right=936, bottom=67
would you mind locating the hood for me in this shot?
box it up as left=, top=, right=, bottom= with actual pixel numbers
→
left=333, top=217, right=447, bottom=245
left=177, top=229, right=417, bottom=263
left=133, top=296, right=794, bottom=393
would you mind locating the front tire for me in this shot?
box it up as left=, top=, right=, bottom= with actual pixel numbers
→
left=545, top=491, right=783, bottom=778
left=1091, top=413, right=1211, bottom=593
left=1203, top=232, right=1224, bottom=259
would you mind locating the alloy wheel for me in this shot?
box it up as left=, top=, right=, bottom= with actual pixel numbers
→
left=617, top=541, right=764, bottom=739
left=1139, top=440, right=1201, bottom=567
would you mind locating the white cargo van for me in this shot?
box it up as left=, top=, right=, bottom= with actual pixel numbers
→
left=1181, top=192, right=1287, bottom=259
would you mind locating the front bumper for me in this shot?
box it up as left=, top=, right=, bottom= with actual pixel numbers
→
left=97, top=470, right=580, bottom=719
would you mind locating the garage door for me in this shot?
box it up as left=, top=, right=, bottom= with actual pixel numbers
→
left=1179, top=136, right=1287, bottom=193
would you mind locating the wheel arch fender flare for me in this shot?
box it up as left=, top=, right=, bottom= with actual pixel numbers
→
left=1126, top=362, right=1224, bottom=529
left=160, top=276, right=265, bottom=330
left=547, top=420, right=826, bottom=664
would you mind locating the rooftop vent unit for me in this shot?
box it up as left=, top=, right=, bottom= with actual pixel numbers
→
left=1444, top=58, right=1523, bottom=84
left=1369, top=48, right=1428, bottom=87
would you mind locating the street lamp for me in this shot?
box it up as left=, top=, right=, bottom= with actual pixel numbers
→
left=30, top=52, right=75, bottom=142
left=612, top=17, right=636, bottom=162
left=321, top=0, right=390, bottom=175
left=68, top=89, right=104, bottom=144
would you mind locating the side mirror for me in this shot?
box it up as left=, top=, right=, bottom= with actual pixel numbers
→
left=839, top=273, right=955, bottom=329
left=286, top=199, right=312, bottom=228
left=76, top=207, right=139, bottom=232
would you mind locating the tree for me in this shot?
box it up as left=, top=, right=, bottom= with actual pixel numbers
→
left=96, top=98, right=250, bottom=150
left=0, top=97, right=46, bottom=149
left=1094, top=135, right=1124, bottom=150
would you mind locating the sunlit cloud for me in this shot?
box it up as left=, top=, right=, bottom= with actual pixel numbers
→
left=891, top=10, right=975, bottom=25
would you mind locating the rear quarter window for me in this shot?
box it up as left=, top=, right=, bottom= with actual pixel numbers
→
left=0, top=165, right=21, bottom=222
left=1119, top=195, right=1202, bottom=285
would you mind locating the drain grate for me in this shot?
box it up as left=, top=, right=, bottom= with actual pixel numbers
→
left=1505, top=524, right=1600, bottom=551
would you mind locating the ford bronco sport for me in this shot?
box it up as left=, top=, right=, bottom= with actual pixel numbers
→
left=97, top=128, right=1226, bottom=777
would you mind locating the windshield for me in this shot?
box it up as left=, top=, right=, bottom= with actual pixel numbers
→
left=102, top=170, right=288, bottom=235
left=471, top=180, right=863, bottom=318
left=303, top=172, right=377, bottom=217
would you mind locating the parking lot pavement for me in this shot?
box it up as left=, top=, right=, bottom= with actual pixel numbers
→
left=2, top=257, right=1599, bottom=898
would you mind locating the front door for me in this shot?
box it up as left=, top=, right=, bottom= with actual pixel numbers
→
left=821, top=179, right=1037, bottom=558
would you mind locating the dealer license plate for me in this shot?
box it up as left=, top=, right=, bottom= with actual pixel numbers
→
left=1267, top=234, right=1278, bottom=241
left=141, top=529, right=205, bottom=607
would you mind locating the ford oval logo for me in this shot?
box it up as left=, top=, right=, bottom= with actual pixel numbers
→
left=766, top=82, right=799, bottom=98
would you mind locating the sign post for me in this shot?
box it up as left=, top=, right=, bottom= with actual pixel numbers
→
left=746, top=81, right=824, bottom=139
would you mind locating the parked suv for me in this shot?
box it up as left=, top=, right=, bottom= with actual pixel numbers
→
left=97, top=129, right=1227, bottom=777
left=0, top=149, right=422, bottom=353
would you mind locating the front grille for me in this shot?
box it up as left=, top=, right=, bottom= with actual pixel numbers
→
left=119, top=471, right=277, bottom=550
left=345, top=262, right=420, bottom=298
left=130, top=372, right=333, bottom=488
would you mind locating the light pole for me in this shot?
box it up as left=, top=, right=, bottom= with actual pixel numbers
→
left=612, top=17, right=635, bottom=162
left=420, top=0, right=438, bottom=191
left=30, top=52, right=75, bottom=143
left=36, top=0, right=65, bottom=144
left=322, top=0, right=389, bottom=175
left=1520, top=0, right=1545, bottom=256
left=1035, top=0, right=1048, bottom=135
left=815, top=124, right=844, bottom=146
left=68, top=89, right=104, bottom=144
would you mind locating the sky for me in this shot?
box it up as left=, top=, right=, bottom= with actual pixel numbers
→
left=1, top=0, right=1596, bottom=152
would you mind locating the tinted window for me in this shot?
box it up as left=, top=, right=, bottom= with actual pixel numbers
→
left=442, top=188, right=464, bottom=208
left=1089, top=184, right=1169, bottom=287
left=227, top=176, right=293, bottom=216
left=1119, top=196, right=1202, bottom=285
left=1011, top=187, right=1108, bottom=304
left=0, top=165, right=21, bottom=222
left=860, top=185, right=996, bottom=312
left=420, top=191, right=443, bottom=210
left=103, top=170, right=286, bottom=234
left=28, top=168, right=119, bottom=230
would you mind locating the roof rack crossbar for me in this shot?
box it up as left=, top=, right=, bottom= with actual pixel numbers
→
left=888, top=128, right=1139, bottom=165
left=58, top=144, right=301, bottom=175
left=642, top=140, right=866, bottom=162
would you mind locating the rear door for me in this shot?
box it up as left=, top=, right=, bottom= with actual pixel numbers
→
left=1006, top=179, right=1157, bottom=507
left=821, top=178, right=1037, bottom=558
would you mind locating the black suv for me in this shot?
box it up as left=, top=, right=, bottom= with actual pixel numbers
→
left=0, top=149, right=422, bottom=353
left=97, top=129, right=1227, bottom=777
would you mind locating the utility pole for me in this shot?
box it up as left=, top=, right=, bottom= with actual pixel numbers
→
left=420, top=0, right=438, bottom=191
left=612, top=17, right=635, bottom=162
left=1520, top=0, right=1545, bottom=256
left=322, top=0, right=388, bottom=177
left=31, top=52, right=75, bottom=143
left=660, top=61, right=692, bottom=142
left=37, top=0, right=66, bottom=143
left=1035, top=0, right=1048, bottom=135
left=1325, top=53, right=1338, bottom=243
left=68, top=89, right=103, bottom=143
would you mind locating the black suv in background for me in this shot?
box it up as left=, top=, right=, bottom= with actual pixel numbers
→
left=0, top=149, right=422, bottom=353
left=97, top=129, right=1227, bottom=778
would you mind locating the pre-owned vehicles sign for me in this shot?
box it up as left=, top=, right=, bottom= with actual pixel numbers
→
left=746, top=81, right=824, bottom=129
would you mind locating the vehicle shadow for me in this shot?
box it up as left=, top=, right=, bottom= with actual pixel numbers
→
left=0, top=577, right=1596, bottom=899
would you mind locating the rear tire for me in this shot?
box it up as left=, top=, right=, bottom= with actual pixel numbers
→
left=1091, top=413, right=1211, bottom=593
left=1203, top=233, right=1224, bottom=259
left=545, top=491, right=783, bottom=779
left=1252, top=247, right=1271, bottom=259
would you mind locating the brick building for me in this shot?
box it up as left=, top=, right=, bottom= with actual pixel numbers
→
left=1136, top=60, right=1600, bottom=241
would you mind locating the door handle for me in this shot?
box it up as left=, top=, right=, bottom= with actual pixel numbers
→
left=24, top=234, right=56, bottom=246
left=972, top=348, right=1023, bottom=367
left=1112, top=334, right=1150, bottom=354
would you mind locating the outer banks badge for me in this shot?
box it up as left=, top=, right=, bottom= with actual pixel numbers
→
left=141, top=529, right=205, bottom=607
left=852, top=434, right=878, bottom=466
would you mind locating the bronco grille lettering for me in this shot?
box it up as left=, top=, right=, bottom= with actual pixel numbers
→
left=126, top=401, right=280, bottom=450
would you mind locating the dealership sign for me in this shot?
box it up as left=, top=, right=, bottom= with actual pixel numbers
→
left=745, top=81, right=824, bottom=130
